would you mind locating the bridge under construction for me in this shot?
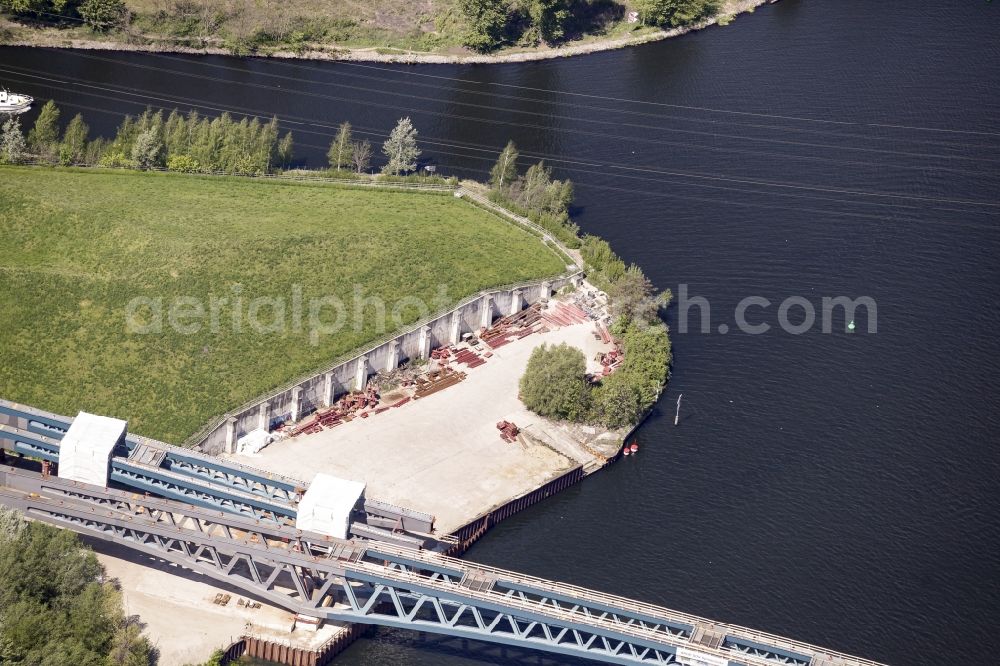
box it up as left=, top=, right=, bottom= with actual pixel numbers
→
left=0, top=399, right=886, bottom=666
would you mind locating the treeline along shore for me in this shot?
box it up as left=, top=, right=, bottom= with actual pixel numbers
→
left=0, top=0, right=768, bottom=63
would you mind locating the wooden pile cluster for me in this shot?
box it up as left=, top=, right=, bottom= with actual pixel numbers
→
left=432, top=343, right=491, bottom=368
left=541, top=302, right=590, bottom=328
left=481, top=302, right=545, bottom=349
left=289, top=386, right=380, bottom=437
left=496, top=420, right=520, bottom=443
left=450, top=346, right=486, bottom=368
left=413, top=367, right=467, bottom=399
left=598, top=348, right=623, bottom=377
left=595, top=321, right=612, bottom=344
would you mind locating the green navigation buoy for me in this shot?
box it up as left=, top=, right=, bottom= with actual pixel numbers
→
left=847, top=320, right=856, bottom=332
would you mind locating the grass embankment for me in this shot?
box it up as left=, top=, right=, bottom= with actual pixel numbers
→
left=0, top=167, right=565, bottom=442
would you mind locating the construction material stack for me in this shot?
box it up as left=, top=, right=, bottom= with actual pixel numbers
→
left=413, top=367, right=466, bottom=399
left=496, top=420, right=520, bottom=443
left=481, top=303, right=545, bottom=349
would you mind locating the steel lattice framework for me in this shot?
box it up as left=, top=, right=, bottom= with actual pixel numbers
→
left=0, top=466, right=884, bottom=666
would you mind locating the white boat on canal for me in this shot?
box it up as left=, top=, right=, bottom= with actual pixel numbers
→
left=0, top=89, right=33, bottom=115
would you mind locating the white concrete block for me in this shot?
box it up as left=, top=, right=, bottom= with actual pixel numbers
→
left=295, top=473, right=365, bottom=539
left=58, top=412, right=127, bottom=486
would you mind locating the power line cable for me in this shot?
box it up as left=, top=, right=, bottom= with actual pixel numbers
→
left=10, top=6, right=1000, bottom=138
left=5, top=65, right=998, bottom=211
left=60, top=51, right=1000, bottom=167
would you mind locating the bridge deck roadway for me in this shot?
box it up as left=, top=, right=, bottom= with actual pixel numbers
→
left=0, top=465, right=887, bottom=666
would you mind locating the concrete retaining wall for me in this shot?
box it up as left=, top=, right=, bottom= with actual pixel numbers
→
left=198, top=275, right=580, bottom=455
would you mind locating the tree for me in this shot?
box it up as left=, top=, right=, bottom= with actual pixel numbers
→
left=106, top=605, right=153, bottom=666
left=489, top=140, right=518, bottom=192
left=27, top=99, right=60, bottom=158
left=519, top=343, right=591, bottom=421
left=131, top=127, right=162, bottom=170
left=0, top=117, right=28, bottom=165
left=277, top=131, right=294, bottom=169
left=635, top=0, right=720, bottom=28
left=525, top=0, right=570, bottom=44
left=589, top=373, right=642, bottom=428
left=327, top=121, right=354, bottom=171
left=0, top=518, right=154, bottom=666
left=381, top=117, right=421, bottom=175
left=512, top=160, right=572, bottom=217
left=78, top=0, right=127, bottom=32
left=607, top=264, right=671, bottom=325
left=459, top=0, right=510, bottom=53
left=352, top=139, right=372, bottom=173
left=0, top=0, right=75, bottom=18
left=59, top=113, right=89, bottom=165
left=0, top=506, right=25, bottom=544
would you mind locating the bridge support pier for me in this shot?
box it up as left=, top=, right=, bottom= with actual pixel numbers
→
left=417, top=326, right=432, bottom=360
left=479, top=295, right=493, bottom=330
left=354, top=356, right=368, bottom=392
left=224, top=417, right=238, bottom=455
left=386, top=340, right=400, bottom=371
left=449, top=311, right=462, bottom=345
left=322, top=372, right=335, bottom=407
left=509, top=289, right=522, bottom=316
left=290, top=387, right=303, bottom=423
left=257, top=401, right=270, bottom=432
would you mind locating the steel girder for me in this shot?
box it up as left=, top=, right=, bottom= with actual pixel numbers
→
left=157, top=450, right=301, bottom=504
left=3, top=488, right=685, bottom=665
left=0, top=399, right=300, bottom=502
left=0, top=468, right=884, bottom=666
left=108, top=459, right=296, bottom=522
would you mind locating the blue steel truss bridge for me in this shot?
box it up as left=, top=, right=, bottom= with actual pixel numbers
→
left=0, top=400, right=887, bottom=666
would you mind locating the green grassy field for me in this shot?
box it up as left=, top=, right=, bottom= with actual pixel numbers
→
left=0, top=167, right=564, bottom=442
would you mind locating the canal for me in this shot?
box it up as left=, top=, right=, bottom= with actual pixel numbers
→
left=1, top=0, right=998, bottom=663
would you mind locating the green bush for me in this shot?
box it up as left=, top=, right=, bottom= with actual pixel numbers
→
left=589, top=321, right=671, bottom=428
left=98, top=150, right=135, bottom=169
left=635, top=0, right=720, bottom=28
left=519, top=343, right=592, bottom=421
left=79, top=0, right=127, bottom=32
left=167, top=154, right=201, bottom=173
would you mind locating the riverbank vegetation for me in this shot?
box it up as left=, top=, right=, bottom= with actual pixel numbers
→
left=488, top=140, right=579, bottom=247
left=0, top=0, right=728, bottom=58
left=488, top=141, right=673, bottom=430
left=0, top=507, right=154, bottom=665
left=2, top=100, right=295, bottom=174
left=0, top=166, right=565, bottom=441
left=0, top=101, right=446, bottom=186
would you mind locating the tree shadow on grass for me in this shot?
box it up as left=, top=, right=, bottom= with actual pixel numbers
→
left=563, top=0, right=627, bottom=42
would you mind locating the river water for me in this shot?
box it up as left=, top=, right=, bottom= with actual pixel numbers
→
left=2, top=1, right=999, bottom=664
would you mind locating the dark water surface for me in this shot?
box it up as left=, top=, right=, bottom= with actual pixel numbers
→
left=2, top=1, right=999, bottom=663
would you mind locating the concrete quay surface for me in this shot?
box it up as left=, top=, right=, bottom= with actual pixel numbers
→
left=92, top=298, right=628, bottom=665
left=229, top=309, right=623, bottom=533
